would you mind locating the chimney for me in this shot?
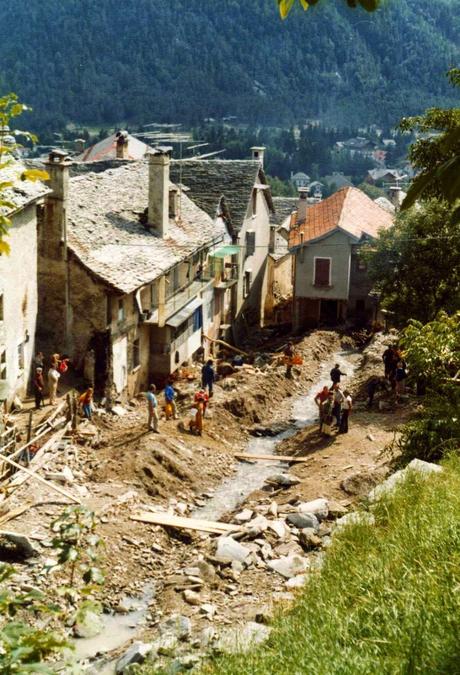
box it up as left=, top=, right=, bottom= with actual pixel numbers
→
left=169, top=185, right=180, bottom=219
left=296, top=186, right=309, bottom=224
left=115, top=130, right=129, bottom=159
left=74, top=138, right=85, bottom=154
left=250, top=146, right=265, bottom=167
left=148, top=147, right=172, bottom=237
left=387, top=185, right=403, bottom=210
left=46, top=149, right=72, bottom=205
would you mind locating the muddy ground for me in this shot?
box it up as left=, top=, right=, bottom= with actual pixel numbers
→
left=0, top=328, right=414, bottom=670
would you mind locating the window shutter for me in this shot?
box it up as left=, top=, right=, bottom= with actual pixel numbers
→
left=314, top=258, right=330, bottom=286
left=246, top=230, right=256, bottom=257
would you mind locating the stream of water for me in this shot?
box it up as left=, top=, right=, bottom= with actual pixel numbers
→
left=77, top=348, right=361, bottom=671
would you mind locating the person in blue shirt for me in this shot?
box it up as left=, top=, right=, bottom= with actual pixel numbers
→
left=201, top=359, right=215, bottom=397
left=164, top=380, right=178, bottom=419
left=146, top=384, right=159, bottom=432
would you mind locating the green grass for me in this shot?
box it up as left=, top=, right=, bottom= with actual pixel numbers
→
left=202, top=457, right=460, bottom=675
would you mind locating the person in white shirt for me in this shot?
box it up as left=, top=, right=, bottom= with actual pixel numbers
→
left=47, top=367, right=60, bottom=405
left=339, top=390, right=352, bottom=434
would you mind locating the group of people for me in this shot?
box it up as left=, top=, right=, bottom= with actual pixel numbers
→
left=314, top=364, right=352, bottom=435
left=32, top=352, right=70, bottom=409
left=145, top=359, right=216, bottom=435
left=382, top=344, right=408, bottom=401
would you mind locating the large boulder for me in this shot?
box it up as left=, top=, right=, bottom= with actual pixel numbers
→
left=115, top=642, right=153, bottom=674
left=297, top=498, right=328, bottom=521
left=287, top=512, right=319, bottom=530
left=267, top=555, right=309, bottom=579
left=215, top=536, right=251, bottom=564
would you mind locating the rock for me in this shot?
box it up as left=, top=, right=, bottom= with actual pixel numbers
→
left=327, top=500, right=349, bottom=518
left=45, top=465, right=75, bottom=484
left=298, top=528, right=322, bottom=551
left=154, top=633, right=178, bottom=656
left=268, top=501, right=278, bottom=517
left=214, top=622, right=271, bottom=654
left=341, top=471, right=380, bottom=496
left=169, top=654, right=202, bottom=672
left=74, top=608, right=104, bottom=639
left=266, top=473, right=300, bottom=488
left=366, top=433, right=376, bottom=441
left=215, top=536, right=251, bottom=564
left=287, top=513, right=319, bottom=530
left=267, top=519, right=287, bottom=539
left=112, top=404, right=127, bottom=416
left=267, top=555, right=309, bottom=579
left=275, top=541, right=303, bottom=557
left=183, top=566, right=201, bottom=577
left=0, top=532, right=40, bottom=558
left=183, top=589, right=202, bottom=606
left=231, top=560, right=244, bottom=574
left=234, top=509, right=253, bottom=523
left=159, top=614, right=192, bottom=641
left=199, top=603, right=216, bottom=618
left=115, top=642, right=153, bottom=674
left=176, top=502, right=188, bottom=515
left=368, top=459, right=443, bottom=502
left=199, top=626, right=217, bottom=648
left=197, top=560, right=217, bottom=582
left=285, top=574, right=308, bottom=589
left=297, top=498, right=328, bottom=521
left=335, top=511, right=375, bottom=530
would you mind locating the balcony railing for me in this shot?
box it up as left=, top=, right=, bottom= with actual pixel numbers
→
left=164, top=276, right=213, bottom=318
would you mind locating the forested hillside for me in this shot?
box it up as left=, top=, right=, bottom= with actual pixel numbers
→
left=0, top=0, right=458, bottom=133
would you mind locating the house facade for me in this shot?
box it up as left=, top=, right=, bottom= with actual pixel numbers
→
left=37, top=149, right=227, bottom=400
left=289, top=187, right=393, bottom=330
left=170, top=150, right=274, bottom=343
left=0, top=163, right=50, bottom=408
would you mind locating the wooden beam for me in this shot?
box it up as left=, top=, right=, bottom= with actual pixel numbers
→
left=235, top=453, right=311, bottom=463
left=131, top=511, right=237, bottom=535
left=0, top=453, right=80, bottom=504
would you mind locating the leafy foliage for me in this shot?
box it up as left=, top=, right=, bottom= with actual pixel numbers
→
left=363, top=200, right=460, bottom=325
left=0, top=92, right=47, bottom=253
left=278, top=0, right=380, bottom=19
left=401, top=69, right=460, bottom=211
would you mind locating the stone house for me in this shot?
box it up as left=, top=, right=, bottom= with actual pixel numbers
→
left=170, top=149, right=274, bottom=342
left=75, top=130, right=151, bottom=162
left=37, top=149, right=227, bottom=399
left=290, top=172, right=310, bottom=189
left=289, top=187, right=394, bottom=329
left=0, top=162, right=50, bottom=408
left=264, top=197, right=296, bottom=325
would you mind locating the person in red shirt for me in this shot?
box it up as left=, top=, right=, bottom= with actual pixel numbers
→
left=314, top=385, right=330, bottom=429
left=194, top=388, right=209, bottom=417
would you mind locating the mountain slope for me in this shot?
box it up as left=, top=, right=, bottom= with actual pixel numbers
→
left=0, top=0, right=458, bottom=132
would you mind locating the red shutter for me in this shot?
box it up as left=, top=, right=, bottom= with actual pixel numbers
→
left=314, top=258, right=330, bottom=286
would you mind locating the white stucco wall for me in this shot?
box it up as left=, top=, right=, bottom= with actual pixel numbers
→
left=0, top=205, right=38, bottom=405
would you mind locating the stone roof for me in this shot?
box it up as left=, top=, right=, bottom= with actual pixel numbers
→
left=367, top=168, right=405, bottom=182
left=170, top=159, right=273, bottom=234
left=67, top=161, right=225, bottom=294
left=270, top=197, right=297, bottom=227
left=75, top=133, right=151, bottom=162
left=0, top=160, right=50, bottom=216
left=289, top=187, right=393, bottom=248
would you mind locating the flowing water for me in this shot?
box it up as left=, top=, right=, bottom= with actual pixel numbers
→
left=194, top=349, right=362, bottom=521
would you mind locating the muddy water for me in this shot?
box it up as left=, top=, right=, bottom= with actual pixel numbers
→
left=194, top=349, right=362, bottom=521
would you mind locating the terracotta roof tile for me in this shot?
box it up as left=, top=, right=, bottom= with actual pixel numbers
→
left=289, top=187, right=393, bottom=248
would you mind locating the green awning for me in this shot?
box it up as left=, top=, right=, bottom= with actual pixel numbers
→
left=212, top=245, right=240, bottom=258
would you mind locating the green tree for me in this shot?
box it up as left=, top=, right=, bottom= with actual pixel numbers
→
left=363, top=200, right=460, bottom=325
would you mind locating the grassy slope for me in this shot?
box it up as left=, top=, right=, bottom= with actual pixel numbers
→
left=204, top=457, right=460, bottom=675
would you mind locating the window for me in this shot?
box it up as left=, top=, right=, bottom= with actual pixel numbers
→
left=246, top=230, right=256, bottom=257
left=118, top=298, right=125, bottom=322
left=0, top=294, right=3, bottom=321
left=193, top=307, right=203, bottom=332
left=252, top=189, right=257, bottom=216
left=243, top=270, right=252, bottom=298
left=132, top=338, right=140, bottom=369
left=314, top=258, right=331, bottom=287
left=17, top=343, right=24, bottom=371
left=0, top=348, right=6, bottom=380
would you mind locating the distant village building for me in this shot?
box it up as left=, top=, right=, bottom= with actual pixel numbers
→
left=37, top=149, right=227, bottom=399
left=289, top=187, right=393, bottom=329
left=322, top=172, right=353, bottom=192
left=170, top=149, right=274, bottom=341
left=0, top=163, right=50, bottom=407
left=75, top=130, right=151, bottom=162
left=366, top=168, right=406, bottom=185
left=290, top=171, right=310, bottom=189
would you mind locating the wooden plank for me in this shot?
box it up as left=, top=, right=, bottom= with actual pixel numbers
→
left=131, top=511, right=236, bottom=535
left=235, top=453, right=311, bottom=463
left=0, top=453, right=80, bottom=504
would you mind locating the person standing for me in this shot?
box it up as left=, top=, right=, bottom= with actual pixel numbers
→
left=201, top=359, right=215, bottom=396
left=79, top=387, right=94, bottom=420
left=315, top=385, right=330, bottom=429
left=33, top=368, right=45, bottom=409
left=164, top=380, right=178, bottom=419
left=320, top=392, right=335, bottom=436
left=395, top=361, right=408, bottom=401
left=382, top=346, right=395, bottom=379
left=34, top=352, right=44, bottom=370
left=284, top=341, right=294, bottom=378
left=330, top=363, right=346, bottom=386
left=339, top=390, right=353, bottom=434
left=146, top=384, right=159, bottom=432
left=47, top=366, right=60, bottom=405
left=331, top=384, right=345, bottom=427
left=194, top=388, right=209, bottom=417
